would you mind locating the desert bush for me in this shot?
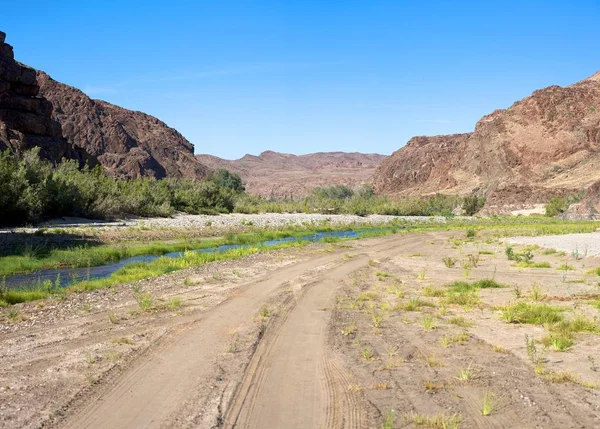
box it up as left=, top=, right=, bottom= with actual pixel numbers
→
left=207, top=168, right=245, bottom=192
left=545, top=192, right=584, bottom=217
left=0, top=149, right=243, bottom=225
left=462, top=195, right=486, bottom=216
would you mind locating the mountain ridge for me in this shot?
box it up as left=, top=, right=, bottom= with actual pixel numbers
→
left=36, top=71, right=208, bottom=179
left=373, top=70, right=600, bottom=213
left=197, top=151, right=386, bottom=198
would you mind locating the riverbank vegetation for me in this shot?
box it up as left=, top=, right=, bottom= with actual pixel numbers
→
left=0, top=149, right=243, bottom=226
left=1, top=217, right=598, bottom=307
left=1, top=149, right=488, bottom=226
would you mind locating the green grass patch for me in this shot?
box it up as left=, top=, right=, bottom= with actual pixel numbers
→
left=514, top=261, right=552, bottom=269
left=423, top=286, right=446, bottom=297
left=587, top=267, right=600, bottom=276
left=541, top=332, right=574, bottom=351
left=501, top=302, right=568, bottom=325
left=556, top=263, right=575, bottom=271
left=448, top=279, right=506, bottom=293
left=395, top=297, right=435, bottom=312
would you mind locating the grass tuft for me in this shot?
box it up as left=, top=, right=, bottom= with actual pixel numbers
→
left=501, top=302, right=567, bottom=325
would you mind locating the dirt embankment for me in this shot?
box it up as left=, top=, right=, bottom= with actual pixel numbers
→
left=2, top=231, right=600, bottom=428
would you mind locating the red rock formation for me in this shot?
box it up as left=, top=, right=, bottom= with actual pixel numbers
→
left=373, top=72, right=600, bottom=212
left=0, top=31, right=92, bottom=165
left=197, top=151, right=386, bottom=198
left=37, top=73, right=208, bottom=179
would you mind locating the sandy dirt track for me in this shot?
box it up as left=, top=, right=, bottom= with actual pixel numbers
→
left=2, top=231, right=600, bottom=429
left=49, top=234, right=419, bottom=429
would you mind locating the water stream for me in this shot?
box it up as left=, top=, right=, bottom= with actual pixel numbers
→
left=5, top=228, right=393, bottom=290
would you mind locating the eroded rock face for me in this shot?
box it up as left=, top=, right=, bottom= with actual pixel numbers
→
left=0, top=31, right=91, bottom=165
left=37, top=73, right=208, bottom=179
left=373, top=72, right=600, bottom=212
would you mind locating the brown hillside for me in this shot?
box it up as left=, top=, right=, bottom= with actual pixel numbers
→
left=373, top=72, right=600, bottom=212
left=197, top=151, right=386, bottom=198
left=0, top=31, right=91, bottom=165
left=37, top=72, right=208, bottom=180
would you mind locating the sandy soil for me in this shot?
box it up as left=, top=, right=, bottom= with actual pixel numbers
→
left=1, top=231, right=599, bottom=428
left=508, top=231, right=600, bottom=257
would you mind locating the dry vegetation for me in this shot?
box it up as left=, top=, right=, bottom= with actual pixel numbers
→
left=331, top=229, right=600, bottom=427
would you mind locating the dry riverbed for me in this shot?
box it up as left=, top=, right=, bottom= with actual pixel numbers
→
left=1, top=230, right=600, bottom=428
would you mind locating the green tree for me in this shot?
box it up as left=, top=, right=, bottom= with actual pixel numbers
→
left=208, top=168, right=245, bottom=192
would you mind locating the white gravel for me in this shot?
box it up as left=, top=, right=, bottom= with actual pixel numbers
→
left=132, top=213, right=450, bottom=230
left=0, top=213, right=457, bottom=234
left=507, top=232, right=600, bottom=257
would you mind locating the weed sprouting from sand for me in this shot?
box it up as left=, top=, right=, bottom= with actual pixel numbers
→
left=530, top=283, right=545, bottom=301
left=512, top=284, right=522, bottom=299
left=442, top=257, right=457, bottom=268
left=541, top=332, right=574, bottom=352
left=405, top=412, right=461, bottom=429
left=112, top=337, right=135, bottom=345
left=481, top=391, right=495, bottom=416
left=108, top=312, right=119, bottom=324
left=396, top=297, right=435, bottom=312
left=420, top=315, right=436, bottom=330
left=449, top=316, right=473, bottom=328
left=382, top=410, right=395, bottom=429
left=456, top=364, right=476, bottom=381
left=423, top=286, right=446, bottom=298
left=423, top=380, right=443, bottom=392
left=371, top=312, right=384, bottom=328
left=502, top=303, right=566, bottom=325
left=493, top=345, right=508, bottom=353
left=341, top=322, right=358, bottom=336
left=137, top=293, right=155, bottom=312
left=387, top=284, right=405, bottom=299
left=385, top=344, right=399, bottom=357
left=466, top=253, right=480, bottom=268
left=362, top=346, right=375, bottom=361
left=168, top=297, right=181, bottom=310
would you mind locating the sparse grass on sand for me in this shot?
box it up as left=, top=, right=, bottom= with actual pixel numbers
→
left=404, top=412, right=461, bottom=429
left=501, top=302, right=568, bottom=325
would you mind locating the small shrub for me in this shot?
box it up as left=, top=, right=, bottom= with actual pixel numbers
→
left=481, top=392, right=495, bottom=416
left=442, top=257, right=457, bottom=268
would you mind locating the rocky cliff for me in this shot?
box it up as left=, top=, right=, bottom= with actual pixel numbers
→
left=373, top=72, right=600, bottom=212
left=197, top=151, right=386, bottom=198
left=0, top=31, right=90, bottom=165
left=37, top=73, right=208, bottom=179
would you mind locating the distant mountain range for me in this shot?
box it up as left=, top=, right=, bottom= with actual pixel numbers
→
left=2, top=29, right=600, bottom=215
left=197, top=151, right=385, bottom=198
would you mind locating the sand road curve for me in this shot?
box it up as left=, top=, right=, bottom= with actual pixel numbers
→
left=58, top=234, right=423, bottom=429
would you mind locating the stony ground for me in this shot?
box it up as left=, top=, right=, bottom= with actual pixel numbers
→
left=35, top=213, right=448, bottom=231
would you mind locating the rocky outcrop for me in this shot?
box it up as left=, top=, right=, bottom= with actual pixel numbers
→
left=564, top=180, right=600, bottom=220
left=0, top=31, right=91, bottom=165
left=197, top=151, right=386, bottom=198
left=373, top=72, right=600, bottom=212
left=37, top=73, right=208, bottom=179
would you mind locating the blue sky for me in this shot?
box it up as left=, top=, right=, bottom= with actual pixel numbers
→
left=3, top=1, right=599, bottom=159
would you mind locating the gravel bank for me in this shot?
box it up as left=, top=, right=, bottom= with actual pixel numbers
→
left=7, top=213, right=453, bottom=233
left=507, top=232, right=600, bottom=257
